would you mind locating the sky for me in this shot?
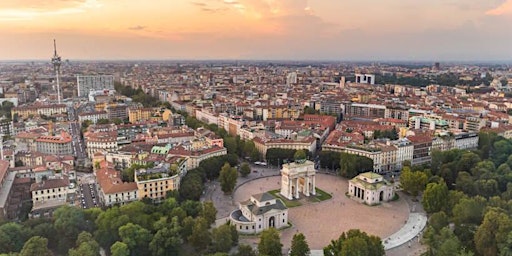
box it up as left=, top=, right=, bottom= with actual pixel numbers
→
left=0, top=0, right=511, bottom=61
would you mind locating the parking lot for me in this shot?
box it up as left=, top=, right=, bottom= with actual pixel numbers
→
left=77, top=183, right=99, bottom=209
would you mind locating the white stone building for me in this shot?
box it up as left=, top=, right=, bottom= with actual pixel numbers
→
left=348, top=172, right=395, bottom=205
left=230, top=193, right=288, bottom=234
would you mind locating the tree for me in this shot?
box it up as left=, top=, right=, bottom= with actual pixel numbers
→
left=188, top=217, right=211, bottom=253
left=339, top=153, right=373, bottom=178
left=429, top=211, right=450, bottom=232
left=118, top=223, right=153, bottom=256
left=224, top=136, right=238, bottom=155
left=290, top=233, right=310, bottom=256
left=399, top=167, right=428, bottom=197
left=0, top=222, right=25, bottom=253
left=111, top=241, right=130, bottom=256
left=324, top=229, right=384, bottom=256
left=451, top=196, right=486, bottom=226
left=319, top=151, right=341, bottom=171
left=200, top=201, right=218, bottom=226
left=211, top=224, right=234, bottom=253
left=239, top=162, right=251, bottom=177
left=258, top=228, right=283, bottom=256
left=150, top=217, right=181, bottom=256
left=219, top=163, right=238, bottom=194
left=234, top=244, right=256, bottom=256
left=19, top=236, right=52, bottom=256
left=53, top=205, right=88, bottom=253
left=422, top=181, right=449, bottom=214
left=179, top=172, right=204, bottom=200
left=474, top=208, right=512, bottom=256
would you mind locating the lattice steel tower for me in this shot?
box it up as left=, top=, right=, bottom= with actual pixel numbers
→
left=51, top=39, right=62, bottom=104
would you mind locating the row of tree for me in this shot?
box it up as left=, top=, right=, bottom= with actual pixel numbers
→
left=114, top=82, right=162, bottom=108
left=397, top=131, right=512, bottom=255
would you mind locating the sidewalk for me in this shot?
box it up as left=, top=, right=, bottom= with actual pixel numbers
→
left=383, top=212, right=427, bottom=250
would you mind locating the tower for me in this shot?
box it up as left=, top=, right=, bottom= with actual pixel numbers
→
left=51, top=39, right=62, bottom=104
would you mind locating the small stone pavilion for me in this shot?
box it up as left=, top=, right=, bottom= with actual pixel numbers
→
left=280, top=159, right=316, bottom=200
left=348, top=172, right=395, bottom=205
left=230, top=193, right=288, bottom=234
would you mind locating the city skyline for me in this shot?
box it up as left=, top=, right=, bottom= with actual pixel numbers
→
left=0, top=0, right=511, bottom=61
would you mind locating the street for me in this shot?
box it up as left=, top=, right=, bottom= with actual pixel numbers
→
left=77, top=183, right=99, bottom=209
left=69, top=121, right=87, bottom=160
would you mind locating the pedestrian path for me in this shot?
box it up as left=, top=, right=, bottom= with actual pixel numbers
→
left=382, top=212, right=427, bottom=250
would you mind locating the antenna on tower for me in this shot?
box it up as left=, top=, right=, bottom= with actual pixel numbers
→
left=51, top=39, right=62, bottom=104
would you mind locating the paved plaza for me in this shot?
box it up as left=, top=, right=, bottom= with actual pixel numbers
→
left=231, top=173, right=410, bottom=251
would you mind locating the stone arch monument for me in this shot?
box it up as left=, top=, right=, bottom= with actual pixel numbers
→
left=280, top=159, right=316, bottom=200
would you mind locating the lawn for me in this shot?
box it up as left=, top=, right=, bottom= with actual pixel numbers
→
left=268, top=187, right=332, bottom=206
left=314, top=187, right=333, bottom=201
left=268, top=189, right=303, bottom=208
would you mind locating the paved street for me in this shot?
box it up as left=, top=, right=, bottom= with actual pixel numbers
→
left=69, top=121, right=87, bottom=160
left=77, top=183, right=99, bottom=209
left=204, top=164, right=427, bottom=254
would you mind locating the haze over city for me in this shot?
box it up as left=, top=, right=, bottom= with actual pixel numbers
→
left=1, top=0, right=512, bottom=61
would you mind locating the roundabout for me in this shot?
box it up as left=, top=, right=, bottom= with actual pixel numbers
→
left=232, top=173, right=410, bottom=251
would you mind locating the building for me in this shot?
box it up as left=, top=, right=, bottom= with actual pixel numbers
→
left=12, top=103, right=67, bottom=120
left=76, top=75, right=115, bottom=98
left=230, top=193, right=288, bottom=234
left=106, top=105, right=128, bottom=121
left=85, top=131, right=118, bottom=158
left=168, top=146, right=227, bottom=170
left=408, top=135, right=433, bottom=166
left=128, top=107, right=153, bottom=123
left=355, top=74, right=376, bottom=84
left=348, top=172, right=394, bottom=205
left=78, top=111, right=109, bottom=124
left=280, top=160, right=316, bottom=200
left=96, top=167, right=138, bottom=206
left=35, top=131, right=73, bottom=155
left=29, top=176, right=71, bottom=218
left=135, top=158, right=187, bottom=203
left=0, top=160, right=13, bottom=219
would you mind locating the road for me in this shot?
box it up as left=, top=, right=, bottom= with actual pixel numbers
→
left=78, top=183, right=99, bottom=209
left=69, top=121, right=87, bottom=160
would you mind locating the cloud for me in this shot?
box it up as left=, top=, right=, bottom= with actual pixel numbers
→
left=0, top=0, right=102, bottom=21
left=190, top=2, right=207, bottom=7
left=128, top=25, right=147, bottom=31
left=0, top=0, right=87, bottom=10
left=486, top=0, right=512, bottom=15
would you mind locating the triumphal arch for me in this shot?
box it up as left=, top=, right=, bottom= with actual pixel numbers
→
left=280, top=159, right=316, bottom=200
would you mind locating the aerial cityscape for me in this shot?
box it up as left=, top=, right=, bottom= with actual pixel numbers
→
left=1, top=1, right=512, bottom=256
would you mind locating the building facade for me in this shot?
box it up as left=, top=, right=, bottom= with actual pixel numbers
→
left=230, top=193, right=288, bottom=234
left=348, top=172, right=394, bottom=205
left=280, top=160, right=316, bottom=200
left=76, top=75, right=115, bottom=98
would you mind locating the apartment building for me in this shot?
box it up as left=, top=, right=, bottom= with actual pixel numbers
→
left=78, top=111, right=108, bottom=124
left=29, top=176, right=70, bottom=218
left=168, top=146, right=227, bottom=170
left=253, top=136, right=317, bottom=158
left=35, top=131, right=73, bottom=155
left=85, top=131, right=118, bottom=158
left=96, top=167, right=138, bottom=206
left=128, top=107, right=153, bottom=123
left=12, top=104, right=67, bottom=120
left=135, top=159, right=187, bottom=203
left=408, top=135, right=433, bottom=166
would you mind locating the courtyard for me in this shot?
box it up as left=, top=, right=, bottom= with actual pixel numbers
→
left=232, top=173, right=410, bottom=251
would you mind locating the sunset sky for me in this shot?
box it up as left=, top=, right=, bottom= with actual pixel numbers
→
left=0, top=0, right=511, bottom=61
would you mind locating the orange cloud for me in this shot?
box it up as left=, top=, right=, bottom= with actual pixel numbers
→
left=486, top=0, right=512, bottom=15
left=0, top=0, right=102, bottom=21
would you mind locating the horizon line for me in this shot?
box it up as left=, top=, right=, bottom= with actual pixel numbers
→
left=1, top=58, right=512, bottom=64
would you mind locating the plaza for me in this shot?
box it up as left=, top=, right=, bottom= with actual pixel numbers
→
left=232, top=173, right=410, bottom=250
